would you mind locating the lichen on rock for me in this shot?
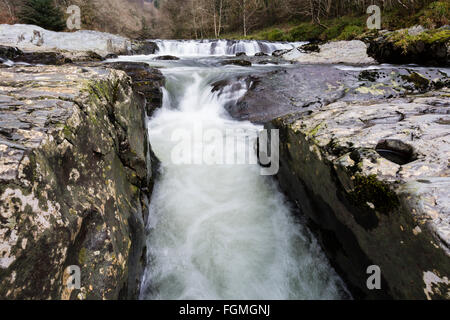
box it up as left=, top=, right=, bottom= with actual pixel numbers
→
left=268, top=88, right=450, bottom=299
left=0, top=64, right=159, bottom=299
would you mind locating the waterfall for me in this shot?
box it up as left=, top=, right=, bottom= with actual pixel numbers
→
left=134, top=67, right=348, bottom=300
left=110, top=46, right=349, bottom=299
left=153, top=39, right=305, bottom=56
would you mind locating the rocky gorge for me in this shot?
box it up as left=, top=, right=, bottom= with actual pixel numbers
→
left=0, top=23, right=449, bottom=300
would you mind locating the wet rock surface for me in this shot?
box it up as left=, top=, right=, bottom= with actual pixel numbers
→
left=225, top=65, right=448, bottom=123
left=221, top=59, right=252, bottom=66
left=153, top=55, right=180, bottom=61
left=0, top=65, right=158, bottom=299
left=267, top=90, right=450, bottom=299
left=233, top=63, right=450, bottom=299
left=130, top=41, right=158, bottom=55
left=105, top=62, right=164, bottom=116
left=0, top=44, right=110, bottom=65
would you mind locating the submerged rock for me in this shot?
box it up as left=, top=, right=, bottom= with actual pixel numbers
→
left=153, top=55, right=180, bottom=60
left=255, top=52, right=268, bottom=56
left=0, top=65, right=159, bottom=299
left=272, top=48, right=293, bottom=57
left=221, top=59, right=252, bottom=66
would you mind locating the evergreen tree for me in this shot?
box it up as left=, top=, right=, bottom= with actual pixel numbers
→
left=19, top=0, right=66, bottom=31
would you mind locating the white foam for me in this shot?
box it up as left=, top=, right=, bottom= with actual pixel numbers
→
left=137, top=66, right=348, bottom=300
left=153, top=39, right=305, bottom=56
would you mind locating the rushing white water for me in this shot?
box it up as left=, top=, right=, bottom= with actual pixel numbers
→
left=154, top=39, right=304, bottom=56
left=112, top=41, right=349, bottom=300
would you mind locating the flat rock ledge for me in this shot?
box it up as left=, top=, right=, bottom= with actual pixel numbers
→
left=0, top=64, right=158, bottom=299
left=267, top=89, right=450, bottom=299
left=282, top=40, right=376, bottom=64
left=0, top=24, right=158, bottom=63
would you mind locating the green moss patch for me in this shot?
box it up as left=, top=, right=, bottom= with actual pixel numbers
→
left=348, top=174, right=400, bottom=215
left=387, top=28, right=450, bottom=54
left=78, top=247, right=87, bottom=265
left=401, top=72, right=430, bottom=90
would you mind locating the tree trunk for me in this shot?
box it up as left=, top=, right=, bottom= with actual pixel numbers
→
left=243, top=0, right=247, bottom=37
left=218, top=0, right=223, bottom=37
left=214, top=11, right=218, bottom=38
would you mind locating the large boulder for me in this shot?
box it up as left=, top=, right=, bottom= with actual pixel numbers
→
left=282, top=40, right=376, bottom=64
left=0, top=64, right=159, bottom=299
left=0, top=24, right=157, bottom=61
left=0, top=24, right=132, bottom=56
left=267, top=91, right=450, bottom=299
left=366, top=26, right=450, bottom=66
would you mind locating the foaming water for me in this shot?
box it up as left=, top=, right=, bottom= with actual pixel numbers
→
left=154, top=39, right=305, bottom=56
left=135, top=64, right=349, bottom=299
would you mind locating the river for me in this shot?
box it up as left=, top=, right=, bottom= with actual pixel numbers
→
left=111, top=40, right=349, bottom=300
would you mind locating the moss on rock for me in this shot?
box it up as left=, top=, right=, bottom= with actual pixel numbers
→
left=348, top=174, right=400, bottom=214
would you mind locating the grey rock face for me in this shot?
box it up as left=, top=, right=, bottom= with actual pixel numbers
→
left=0, top=24, right=132, bottom=56
left=0, top=25, right=158, bottom=65
left=226, top=65, right=448, bottom=123
left=267, top=91, right=450, bottom=299
left=105, top=62, right=165, bottom=116
left=0, top=65, right=159, bottom=299
left=230, top=64, right=450, bottom=299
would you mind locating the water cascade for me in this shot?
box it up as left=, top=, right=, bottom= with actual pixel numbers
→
left=153, top=39, right=304, bottom=56
left=111, top=41, right=349, bottom=300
